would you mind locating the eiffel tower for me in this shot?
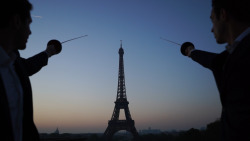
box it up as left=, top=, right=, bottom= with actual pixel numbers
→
left=103, top=41, right=139, bottom=140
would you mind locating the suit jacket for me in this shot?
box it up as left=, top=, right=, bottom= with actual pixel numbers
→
left=0, top=51, right=48, bottom=141
left=190, top=34, right=250, bottom=140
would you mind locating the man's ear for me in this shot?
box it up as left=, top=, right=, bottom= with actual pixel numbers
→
left=220, top=9, right=228, bottom=21
left=10, top=14, right=22, bottom=30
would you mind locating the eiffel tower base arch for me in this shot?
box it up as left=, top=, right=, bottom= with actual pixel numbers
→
left=103, top=120, right=139, bottom=141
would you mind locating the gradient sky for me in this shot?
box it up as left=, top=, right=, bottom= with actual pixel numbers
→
left=20, top=0, right=226, bottom=133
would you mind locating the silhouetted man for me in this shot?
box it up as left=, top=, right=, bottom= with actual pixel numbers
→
left=182, top=0, right=250, bottom=140
left=0, top=0, right=60, bottom=141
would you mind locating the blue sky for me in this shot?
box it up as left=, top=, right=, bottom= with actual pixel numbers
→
left=20, top=0, right=226, bottom=133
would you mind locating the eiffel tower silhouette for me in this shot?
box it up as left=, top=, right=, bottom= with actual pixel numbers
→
left=103, top=41, right=139, bottom=140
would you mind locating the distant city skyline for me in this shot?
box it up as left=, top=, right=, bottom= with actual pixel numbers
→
left=24, top=0, right=224, bottom=133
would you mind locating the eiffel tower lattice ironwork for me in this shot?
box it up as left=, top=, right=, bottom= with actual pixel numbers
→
left=103, top=41, right=139, bottom=140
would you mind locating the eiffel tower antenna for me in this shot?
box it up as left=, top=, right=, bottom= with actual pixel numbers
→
left=103, top=41, right=139, bottom=140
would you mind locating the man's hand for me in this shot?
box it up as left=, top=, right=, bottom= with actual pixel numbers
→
left=185, top=45, right=195, bottom=57
left=45, top=45, right=58, bottom=57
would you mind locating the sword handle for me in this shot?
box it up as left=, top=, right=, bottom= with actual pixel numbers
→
left=180, top=42, right=195, bottom=56
left=47, top=39, right=62, bottom=54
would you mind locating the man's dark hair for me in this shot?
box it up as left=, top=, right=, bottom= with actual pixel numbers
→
left=212, top=0, right=250, bottom=24
left=0, top=0, right=33, bottom=28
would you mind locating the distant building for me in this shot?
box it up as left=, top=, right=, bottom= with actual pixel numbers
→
left=54, top=127, right=59, bottom=134
left=139, top=127, right=161, bottom=135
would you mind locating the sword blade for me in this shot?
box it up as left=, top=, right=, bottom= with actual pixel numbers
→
left=160, top=37, right=181, bottom=46
left=61, top=35, right=88, bottom=44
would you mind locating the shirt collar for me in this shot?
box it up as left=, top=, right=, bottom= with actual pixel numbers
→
left=0, top=46, right=17, bottom=67
left=226, top=27, right=250, bottom=54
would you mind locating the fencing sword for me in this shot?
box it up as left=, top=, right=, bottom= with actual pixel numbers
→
left=160, top=37, right=194, bottom=56
left=47, top=35, right=88, bottom=54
